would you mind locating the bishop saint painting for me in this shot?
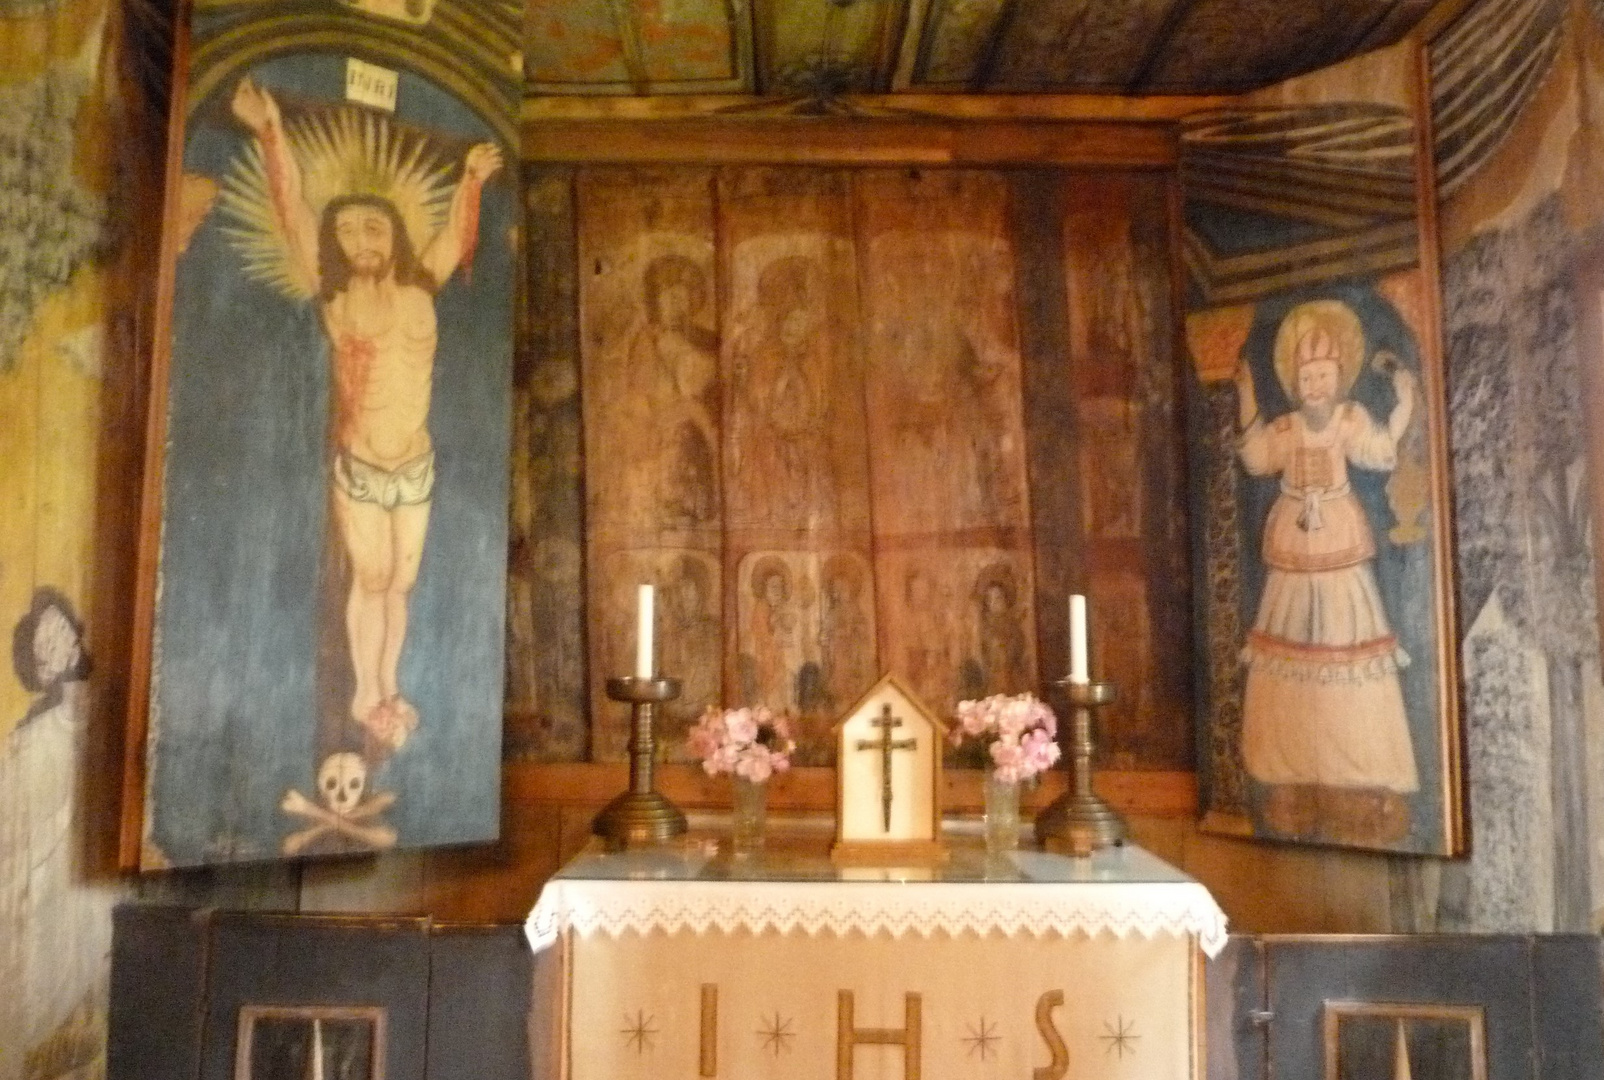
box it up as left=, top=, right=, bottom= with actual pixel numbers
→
left=1233, top=300, right=1418, bottom=842
left=140, top=55, right=513, bottom=868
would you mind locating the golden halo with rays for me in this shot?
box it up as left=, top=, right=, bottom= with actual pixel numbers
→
left=1272, top=300, right=1365, bottom=403
left=218, top=106, right=456, bottom=301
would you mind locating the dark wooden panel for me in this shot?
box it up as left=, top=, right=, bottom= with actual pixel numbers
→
left=109, top=906, right=210, bottom=1080
left=1011, top=170, right=1083, bottom=697
left=506, top=166, right=589, bottom=762
left=426, top=926, right=533, bottom=1080
left=1063, top=172, right=1192, bottom=768
left=1264, top=937, right=1532, bottom=1080
left=715, top=167, right=878, bottom=761
left=1205, top=936, right=1266, bottom=1080
left=1531, top=936, right=1604, bottom=1080
left=202, top=914, right=431, bottom=1080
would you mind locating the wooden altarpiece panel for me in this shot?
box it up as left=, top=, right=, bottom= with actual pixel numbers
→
left=544, top=155, right=1193, bottom=777
left=122, top=5, right=521, bottom=868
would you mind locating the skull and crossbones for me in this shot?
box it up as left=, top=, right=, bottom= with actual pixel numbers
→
left=281, top=753, right=398, bottom=856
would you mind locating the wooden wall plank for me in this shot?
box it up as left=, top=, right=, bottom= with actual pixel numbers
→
left=1011, top=170, right=1084, bottom=692
left=0, top=327, right=41, bottom=737
left=1062, top=171, right=1193, bottom=768
left=417, top=800, right=565, bottom=923
left=855, top=168, right=1039, bottom=717
left=715, top=167, right=878, bottom=761
left=298, top=854, right=430, bottom=915
left=505, top=166, right=589, bottom=762
left=577, top=167, right=724, bottom=760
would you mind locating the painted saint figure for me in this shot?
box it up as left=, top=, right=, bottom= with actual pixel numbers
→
left=625, top=254, right=720, bottom=529
left=1234, top=300, right=1419, bottom=843
left=231, top=78, right=503, bottom=748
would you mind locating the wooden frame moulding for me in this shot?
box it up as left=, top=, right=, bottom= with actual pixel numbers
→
left=517, top=95, right=1206, bottom=826
left=519, top=92, right=1221, bottom=167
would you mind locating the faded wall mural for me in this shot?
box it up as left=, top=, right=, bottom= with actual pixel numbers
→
left=544, top=165, right=1189, bottom=769
left=0, top=1, right=129, bottom=1075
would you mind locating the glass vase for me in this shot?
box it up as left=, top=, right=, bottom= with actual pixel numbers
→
left=731, top=776, right=767, bottom=855
left=984, top=774, right=1021, bottom=855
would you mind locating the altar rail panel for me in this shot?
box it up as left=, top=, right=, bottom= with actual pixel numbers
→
left=107, top=907, right=531, bottom=1080
left=109, top=912, right=1604, bottom=1080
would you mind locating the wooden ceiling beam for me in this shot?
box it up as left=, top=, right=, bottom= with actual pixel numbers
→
left=520, top=91, right=1232, bottom=123
left=521, top=115, right=1181, bottom=166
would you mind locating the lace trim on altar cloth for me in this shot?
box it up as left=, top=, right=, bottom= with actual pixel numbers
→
left=525, top=879, right=1230, bottom=958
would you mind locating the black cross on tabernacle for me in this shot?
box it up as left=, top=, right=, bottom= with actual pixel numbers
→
left=855, top=703, right=918, bottom=833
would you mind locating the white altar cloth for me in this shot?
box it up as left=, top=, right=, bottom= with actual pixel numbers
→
left=527, top=843, right=1227, bottom=1080
left=525, top=843, right=1228, bottom=957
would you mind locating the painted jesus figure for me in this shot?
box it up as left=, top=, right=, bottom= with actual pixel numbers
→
left=232, top=78, right=502, bottom=749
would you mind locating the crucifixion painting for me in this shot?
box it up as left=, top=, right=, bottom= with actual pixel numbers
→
left=228, top=77, right=501, bottom=749
left=139, top=54, right=513, bottom=868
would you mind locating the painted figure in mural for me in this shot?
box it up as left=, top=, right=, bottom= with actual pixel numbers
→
left=627, top=253, right=720, bottom=529
left=660, top=554, right=720, bottom=733
left=745, top=557, right=803, bottom=709
left=901, top=566, right=959, bottom=709
left=819, top=554, right=873, bottom=711
left=729, top=255, right=828, bottom=524
left=969, top=561, right=1030, bottom=697
left=1234, top=299, right=1418, bottom=843
left=0, top=589, right=113, bottom=1079
left=230, top=78, right=502, bottom=749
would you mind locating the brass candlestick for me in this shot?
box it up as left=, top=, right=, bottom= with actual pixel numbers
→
left=1035, top=678, right=1125, bottom=857
left=592, top=675, right=687, bottom=848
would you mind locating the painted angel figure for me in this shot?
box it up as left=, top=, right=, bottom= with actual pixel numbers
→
left=1234, top=299, right=1419, bottom=844
left=228, top=77, right=503, bottom=749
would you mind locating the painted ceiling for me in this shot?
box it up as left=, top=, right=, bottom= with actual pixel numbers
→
left=524, top=0, right=1439, bottom=97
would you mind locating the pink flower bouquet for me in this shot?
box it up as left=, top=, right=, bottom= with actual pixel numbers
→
left=687, top=705, right=797, bottom=784
left=951, top=693, right=1061, bottom=783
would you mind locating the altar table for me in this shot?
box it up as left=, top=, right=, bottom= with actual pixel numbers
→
left=526, top=843, right=1227, bottom=1080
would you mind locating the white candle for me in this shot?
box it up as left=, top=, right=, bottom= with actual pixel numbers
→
left=635, top=584, right=655, bottom=678
left=1068, top=594, right=1089, bottom=684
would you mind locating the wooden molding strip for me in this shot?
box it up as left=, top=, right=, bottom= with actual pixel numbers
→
left=521, top=92, right=1232, bottom=124
left=522, top=116, right=1179, bottom=167
left=505, top=761, right=1198, bottom=817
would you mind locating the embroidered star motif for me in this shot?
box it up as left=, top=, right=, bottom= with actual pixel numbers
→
left=756, top=1011, right=795, bottom=1056
left=620, top=1009, right=657, bottom=1055
left=1100, top=1015, right=1140, bottom=1059
left=962, top=1016, right=1000, bottom=1060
